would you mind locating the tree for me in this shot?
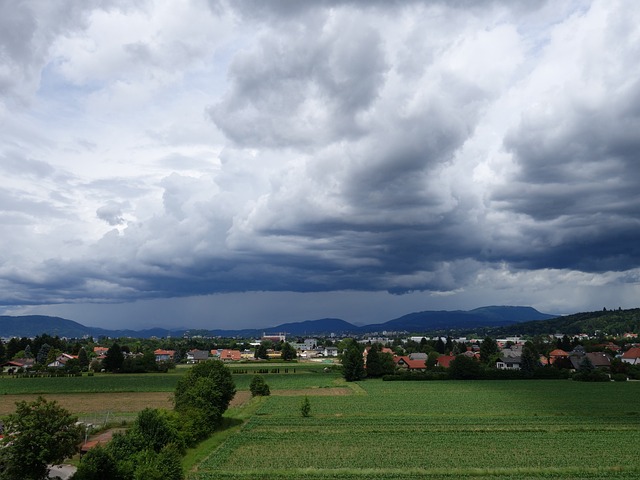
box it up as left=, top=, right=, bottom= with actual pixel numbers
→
left=64, top=357, right=82, bottom=374
left=300, top=396, right=311, bottom=417
left=36, top=343, right=51, bottom=365
left=365, top=344, right=395, bottom=378
left=103, top=343, right=124, bottom=372
left=254, top=343, right=268, bottom=360
left=557, top=334, right=572, bottom=352
left=129, top=408, right=184, bottom=454
left=280, top=342, right=297, bottom=361
left=174, top=360, right=236, bottom=440
left=0, top=397, right=82, bottom=480
left=78, top=347, right=90, bottom=369
left=449, top=355, right=481, bottom=380
left=73, top=447, right=124, bottom=480
left=426, top=351, right=440, bottom=369
left=479, top=337, right=499, bottom=364
left=341, top=339, right=365, bottom=382
left=249, top=375, right=271, bottom=396
left=520, top=345, right=538, bottom=377
left=435, top=338, right=446, bottom=354
left=451, top=341, right=467, bottom=356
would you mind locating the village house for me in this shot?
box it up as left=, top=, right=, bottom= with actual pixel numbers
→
left=621, top=347, right=640, bottom=365
left=394, top=356, right=426, bottom=371
left=496, top=356, right=521, bottom=370
left=93, top=346, right=109, bottom=360
left=2, top=358, right=35, bottom=373
left=47, top=353, right=77, bottom=369
left=154, top=349, right=175, bottom=362
left=185, top=349, right=209, bottom=364
left=548, top=349, right=570, bottom=365
left=322, top=346, right=338, bottom=357
left=436, top=355, right=456, bottom=368
left=217, top=349, right=242, bottom=361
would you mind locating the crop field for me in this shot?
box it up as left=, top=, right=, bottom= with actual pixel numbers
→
left=0, top=371, right=183, bottom=394
left=190, top=380, right=640, bottom=480
left=0, top=366, right=343, bottom=421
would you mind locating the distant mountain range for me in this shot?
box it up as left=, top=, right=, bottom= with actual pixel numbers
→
left=0, top=306, right=556, bottom=339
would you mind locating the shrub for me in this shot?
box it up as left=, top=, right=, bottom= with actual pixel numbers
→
left=300, top=396, right=311, bottom=417
left=612, top=373, right=628, bottom=382
left=572, top=369, right=610, bottom=382
left=249, top=375, right=270, bottom=397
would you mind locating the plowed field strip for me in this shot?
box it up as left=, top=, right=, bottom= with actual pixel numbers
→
left=0, top=392, right=174, bottom=415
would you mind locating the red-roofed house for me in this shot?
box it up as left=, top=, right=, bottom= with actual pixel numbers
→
left=93, top=346, right=109, bottom=359
left=394, top=356, right=426, bottom=371
left=154, top=349, right=175, bottom=362
left=621, top=347, right=640, bottom=365
left=436, top=355, right=456, bottom=368
left=548, top=349, right=569, bottom=365
left=218, top=349, right=242, bottom=361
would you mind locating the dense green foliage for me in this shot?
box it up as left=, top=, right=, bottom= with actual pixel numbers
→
left=490, top=307, right=640, bottom=337
left=364, top=344, right=395, bottom=377
left=341, top=339, right=365, bottom=381
left=73, top=409, right=184, bottom=480
left=191, top=380, right=640, bottom=479
left=249, top=375, right=270, bottom=396
left=103, top=343, right=125, bottom=372
left=0, top=397, right=82, bottom=480
left=174, top=360, right=236, bottom=441
left=280, top=342, right=297, bottom=361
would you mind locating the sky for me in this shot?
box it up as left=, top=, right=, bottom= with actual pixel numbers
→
left=1, top=0, right=640, bottom=330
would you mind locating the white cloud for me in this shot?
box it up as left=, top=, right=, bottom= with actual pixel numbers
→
left=2, top=0, right=640, bottom=328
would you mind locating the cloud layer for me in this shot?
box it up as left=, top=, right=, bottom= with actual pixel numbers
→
left=2, top=0, right=640, bottom=325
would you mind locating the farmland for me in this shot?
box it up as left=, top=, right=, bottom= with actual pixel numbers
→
left=3, top=365, right=640, bottom=479
left=191, top=379, right=640, bottom=480
left=0, top=363, right=342, bottom=422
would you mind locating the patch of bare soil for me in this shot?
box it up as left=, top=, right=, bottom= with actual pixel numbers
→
left=0, top=392, right=174, bottom=416
left=229, top=390, right=251, bottom=407
left=271, top=387, right=352, bottom=396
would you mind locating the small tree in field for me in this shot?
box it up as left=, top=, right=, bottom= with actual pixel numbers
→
left=300, top=396, right=311, bottom=417
left=0, top=397, right=82, bottom=480
left=249, top=375, right=271, bottom=397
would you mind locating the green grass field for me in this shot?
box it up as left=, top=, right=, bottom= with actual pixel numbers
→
left=190, top=379, right=640, bottom=480
left=0, top=364, right=339, bottom=394
left=0, top=372, right=184, bottom=394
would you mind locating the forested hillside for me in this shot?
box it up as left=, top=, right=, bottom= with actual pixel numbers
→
left=490, top=308, right=640, bottom=336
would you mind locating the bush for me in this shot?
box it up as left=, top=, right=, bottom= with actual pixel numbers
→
left=612, top=373, right=628, bottom=382
left=249, top=375, right=270, bottom=397
left=572, top=369, right=610, bottom=382
left=300, top=396, right=311, bottom=417
left=383, top=371, right=449, bottom=381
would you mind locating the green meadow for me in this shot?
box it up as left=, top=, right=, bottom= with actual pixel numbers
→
left=0, top=362, right=333, bottom=394
left=191, top=379, right=640, bottom=480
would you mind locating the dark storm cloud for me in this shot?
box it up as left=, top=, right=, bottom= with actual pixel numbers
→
left=494, top=40, right=640, bottom=273
left=4, top=0, right=640, bottom=317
